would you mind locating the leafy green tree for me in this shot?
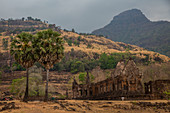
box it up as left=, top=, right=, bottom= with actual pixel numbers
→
left=12, top=62, right=26, bottom=71
left=79, top=72, right=86, bottom=84
left=10, top=32, right=36, bottom=102
left=71, top=61, right=85, bottom=74
left=72, top=28, right=75, bottom=32
left=84, top=59, right=99, bottom=71
left=79, top=72, right=94, bottom=84
left=10, top=36, right=13, bottom=42
left=73, top=40, right=80, bottom=47
left=70, top=48, right=74, bottom=57
left=67, top=39, right=72, bottom=46
left=52, top=63, right=64, bottom=72
left=87, top=43, right=92, bottom=48
left=74, top=40, right=77, bottom=46
left=35, top=29, right=64, bottom=101
left=77, top=41, right=80, bottom=47
left=64, top=59, right=74, bottom=72
left=99, top=53, right=109, bottom=69
left=77, top=36, right=81, bottom=41
left=2, top=38, right=8, bottom=50
left=27, top=16, right=34, bottom=21
left=22, top=17, right=25, bottom=21
left=99, top=53, right=117, bottom=69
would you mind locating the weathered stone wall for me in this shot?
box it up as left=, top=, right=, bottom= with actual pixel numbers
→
left=72, top=59, right=170, bottom=100
left=145, top=80, right=170, bottom=99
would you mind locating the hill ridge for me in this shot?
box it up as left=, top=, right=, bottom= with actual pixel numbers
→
left=0, top=17, right=169, bottom=62
left=92, top=9, right=170, bottom=57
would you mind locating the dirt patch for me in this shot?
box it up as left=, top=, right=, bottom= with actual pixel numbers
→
left=0, top=100, right=169, bottom=113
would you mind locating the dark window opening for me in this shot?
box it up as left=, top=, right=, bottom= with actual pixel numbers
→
left=85, top=90, right=87, bottom=96
left=79, top=90, right=82, bottom=96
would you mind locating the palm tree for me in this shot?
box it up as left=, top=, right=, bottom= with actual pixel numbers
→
left=10, top=32, right=36, bottom=102
left=35, top=29, right=64, bottom=101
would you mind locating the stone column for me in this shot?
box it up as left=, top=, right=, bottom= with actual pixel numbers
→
left=92, top=85, right=95, bottom=96
left=73, top=90, right=74, bottom=98
left=83, top=88, right=85, bottom=97
left=106, top=83, right=108, bottom=92
left=87, top=86, right=90, bottom=97
left=100, top=86, right=103, bottom=94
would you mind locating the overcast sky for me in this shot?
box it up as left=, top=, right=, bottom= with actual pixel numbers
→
left=0, top=0, right=170, bottom=33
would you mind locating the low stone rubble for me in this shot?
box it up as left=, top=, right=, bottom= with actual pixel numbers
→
left=133, top=102, right=170, bottom=112
left=0, top=102, right=19, bottom=111
left=52, top=100, right=170, bottom=112
left=0, top=100, right=169, bottom=113
left=52, top=100, right=92, bottom=112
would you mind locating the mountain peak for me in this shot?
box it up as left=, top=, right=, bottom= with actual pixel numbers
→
left=92, top=9, right=170, bottom=57
left=111, top=9, right=150, bottom=24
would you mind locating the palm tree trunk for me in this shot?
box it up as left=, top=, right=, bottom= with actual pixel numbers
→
left=23, top=68, right=29, bottom=102
left=44, top=69, right=49, bottom=102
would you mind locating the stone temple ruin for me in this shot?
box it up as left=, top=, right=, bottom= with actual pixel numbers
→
left=72, top=59, right=170, bottom=100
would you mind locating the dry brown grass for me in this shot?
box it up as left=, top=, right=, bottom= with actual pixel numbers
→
left=60, top=30, right=170, bottom=62
left=0, top=30, right=169, bottom=62
left=0, top=100, right=169, bottom=113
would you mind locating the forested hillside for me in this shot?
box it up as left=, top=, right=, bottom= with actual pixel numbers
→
left=0, top=29, right=169, bottom=75
left=0, top=17, right=169, bottom=75
left=92, top=9, right=170, bottom=57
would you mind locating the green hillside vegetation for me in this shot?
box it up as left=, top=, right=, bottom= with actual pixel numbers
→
left=0, top=17, right=169, bottom=84
left=0, top=29, right=169, bottom=75
left=92, top=9, right=170, bottom=57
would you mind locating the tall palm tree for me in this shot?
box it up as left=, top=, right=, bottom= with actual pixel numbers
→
left=35, top=29, right=64, bottom=101
left=10, top=32, right=36, bottom=102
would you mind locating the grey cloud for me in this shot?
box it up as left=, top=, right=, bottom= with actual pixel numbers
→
left=0, top=0, right=170, bottom=33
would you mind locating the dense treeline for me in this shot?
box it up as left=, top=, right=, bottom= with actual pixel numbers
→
left=0, top=51, right=162, bottom=75
left=11, top=52, right=135, bottom=73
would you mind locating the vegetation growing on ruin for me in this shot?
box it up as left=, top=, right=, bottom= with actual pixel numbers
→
left=163, top=90, right=170, bottom=100
left=79, top=72, right=94, bottom=84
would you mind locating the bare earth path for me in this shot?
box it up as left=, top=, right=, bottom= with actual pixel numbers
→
left=0, top=100, right=169, bottom=113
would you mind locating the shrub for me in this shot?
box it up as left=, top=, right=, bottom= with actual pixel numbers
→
left=163, top=90, right=170, bottom=100
left=2, top=38, right=8, bottom=50
left=72, top=28, right=75, bottom=32
left=10, top=36, right=13, bottom=42
left=74, top=40, right=80, bottom=47
left=12, top=62, right=26, bottom=71
left=87, top=43, right=92, bottom=48
left=79, top=72, right=94, bottom=84
left=79, top=72, right=86, bottom=84
left=10, top=73, right=45, bottom=99
left=67, top=39, right=72, bottom=46
left=71, top=61, right=85, bottom=74
left=78, top=36, right=81, bottom=41
left=55, top=94, right=66, bottom=99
